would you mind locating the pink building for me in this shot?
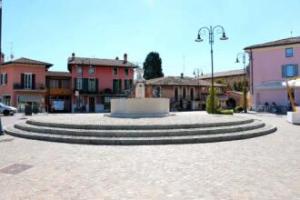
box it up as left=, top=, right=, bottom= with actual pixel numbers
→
left=245, top=37, right=300, bottom=111
left=68, top=53, right=136, bottom=112
left=0, top=57, right=52, bottom=111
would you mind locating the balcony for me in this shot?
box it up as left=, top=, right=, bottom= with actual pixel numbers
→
left=13, top=83, right=47, bottom=92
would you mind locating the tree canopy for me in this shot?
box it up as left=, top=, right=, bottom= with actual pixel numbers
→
left=143, top=52, right=164, bottom=80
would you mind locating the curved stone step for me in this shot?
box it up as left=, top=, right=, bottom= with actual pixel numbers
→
left=15, top=120, right=265, bottom=138
left=5, top=124, right=277, bottom=145
left=26, top=118, right=254, bottom=130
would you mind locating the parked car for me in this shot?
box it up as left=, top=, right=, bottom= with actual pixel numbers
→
left=0, top=103, right=17, bottom=116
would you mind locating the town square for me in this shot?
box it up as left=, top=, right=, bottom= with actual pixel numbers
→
left=0, top=0, right=300, bottom=199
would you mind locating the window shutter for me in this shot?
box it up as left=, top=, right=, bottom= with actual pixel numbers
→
left=32, top=74, right=36, bottom=89
left=95, top=79, right=99, bottom=92
left=5, top=73, right=8, bottom=84
left=74, top=78, right=77, bottom=90
left=295, top=65, right=299, bottom=76
left=0, top=74, right=2, bottom=85
left=83, top=78, right=88, bottom=92
left=21, top=73, right=25, bottom=88
left=119, top=79, right=122, bottom=92
left=281, top=65, right=286, bottom=78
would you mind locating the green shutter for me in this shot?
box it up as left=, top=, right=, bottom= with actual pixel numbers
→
left=83, top=78, right=88, bottom=92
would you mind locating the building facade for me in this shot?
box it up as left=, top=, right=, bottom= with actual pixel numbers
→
left=245, top=36, right=300, bottom=111
left=68, top=53, right=136, bottom=112
left=46, top=71, right=72, bottom=113
left=200, top=69, right=248, bottom=91
left=145, top=75, right=226, bottom=111
left=0, top=57, right=52, bottom=112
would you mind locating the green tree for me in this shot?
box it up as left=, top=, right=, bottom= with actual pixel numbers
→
left=143, top=52, right=164, bottom=80
left=206, top=87, right=219, bottom=114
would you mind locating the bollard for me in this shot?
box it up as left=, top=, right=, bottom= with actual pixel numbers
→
left=0, top=116, right=3, bottom=135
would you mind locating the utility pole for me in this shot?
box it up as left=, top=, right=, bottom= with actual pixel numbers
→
left=0, top=0, right=3, bottom=135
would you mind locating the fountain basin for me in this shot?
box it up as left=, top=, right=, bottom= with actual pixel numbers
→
left=110, top=98, right=170, bottom=117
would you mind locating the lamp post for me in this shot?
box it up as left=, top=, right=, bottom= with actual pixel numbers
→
left=235, top=52, right=249, bottom=113
left=195, top=25, right=228, bottom=113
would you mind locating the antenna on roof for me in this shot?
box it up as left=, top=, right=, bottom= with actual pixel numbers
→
left=290, top=30, right=293, bottom=37
left=10, top=42, right=14, bottom=60
left=182, top=55, right=186, bottom=75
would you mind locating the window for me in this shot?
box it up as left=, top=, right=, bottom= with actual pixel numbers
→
left=174, top=88, right=179, bottom=101
left=124, top=80, right=129, bottom=90
left=0, top=73, right=7, bottom=85
left=190, top=88, right=194, bottom=100
left=183, top=87, right=186, bottom=99
left=125, top=68, right=129, bottom=76
left=113, top=67, right=118, bottom=75
left=49, top=80, right=59, bottom=88
left=152, top=86, right=161, bottom=97
left=61, top=79, right=70, bottom=89
left=24, top=73, right=33, bottom=89
left=282, top=64, right=298, bottom=78
left=113, top=79, right=121, bottom=93
left=88, top=66, right=95, bottom=75
left=88, top=78, right=96, bottom=92
left=77, top=66, right=82, bottom=74
left=76, top=78, right=83, bottom=90
left=285, top=48, right=293, bottom=57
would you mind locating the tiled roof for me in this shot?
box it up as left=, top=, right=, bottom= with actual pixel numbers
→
left=199, top=69, right=246, bottom=79
left=68, top=57, right=137, bottom=68
left=146, top=76, right=225, bottom=87
left=46, top=71, right=71, bottom=77
left=2, top=57, right=53, bottom=68
left=244, top=36, right=300, bottom=50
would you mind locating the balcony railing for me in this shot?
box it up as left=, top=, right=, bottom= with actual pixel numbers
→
left=13, top=83, right=46, bottom=90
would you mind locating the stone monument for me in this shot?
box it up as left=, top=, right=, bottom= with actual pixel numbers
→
left=135, top=68, right=145, bottom=98
left=110, top=68, right=170, bottom=117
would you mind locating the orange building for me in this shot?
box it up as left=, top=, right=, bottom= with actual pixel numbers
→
left=68, top=53, right=136, bottom=112
left=0, top=57, right=52, bottom=112
left=145, top=75, right=225, bottom=111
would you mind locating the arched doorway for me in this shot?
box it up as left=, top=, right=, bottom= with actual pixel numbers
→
left=226, top=98, right=236, bottom=109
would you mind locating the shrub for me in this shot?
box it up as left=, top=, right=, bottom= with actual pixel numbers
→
left=206, top=87, right=219, bottom=114
left=217, top=109, right=234, bottom=115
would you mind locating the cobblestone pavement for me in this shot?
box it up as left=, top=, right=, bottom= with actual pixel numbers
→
left=0, top=112, right=300, bottom=200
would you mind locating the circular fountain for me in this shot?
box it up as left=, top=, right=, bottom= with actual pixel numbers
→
left=110, top=68, right=170, bottom=117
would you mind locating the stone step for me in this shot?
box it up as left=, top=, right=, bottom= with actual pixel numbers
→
left=5, top=125, right=277, bottom=145
left=14, top=120, right=265, bottom=138
left=26, top=118, right=255, bottom=130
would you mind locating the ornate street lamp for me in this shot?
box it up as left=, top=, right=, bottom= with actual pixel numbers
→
left=195, top=25, right=228, bottom=113
left=236, top=52, right=249, bottom=113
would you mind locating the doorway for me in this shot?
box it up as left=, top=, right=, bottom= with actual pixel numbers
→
left=89, top=97, right=95, bottom=112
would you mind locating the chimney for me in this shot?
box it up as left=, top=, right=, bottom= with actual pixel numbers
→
left=123, top=53, right=127, bottom=63
left=0, top=53, right=4, bottom=64
left=115, top=56, right=119, bottom=60
left=180, top=73, right=184, bottom=79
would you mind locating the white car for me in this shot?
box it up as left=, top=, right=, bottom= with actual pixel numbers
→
left=0, top=103, right=17, bottom=116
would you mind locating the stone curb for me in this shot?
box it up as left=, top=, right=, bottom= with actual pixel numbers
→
left=15, top=120, right=265, bottom=138
left=26, top=118, right=254, bottom=130
left=5, top=125, right=277, bottom=145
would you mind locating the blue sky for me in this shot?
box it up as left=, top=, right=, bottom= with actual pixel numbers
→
left=3, top=0, right=300, bottom=76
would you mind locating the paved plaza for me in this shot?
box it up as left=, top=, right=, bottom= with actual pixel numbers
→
left=0, top=112, right=300, bottom=200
